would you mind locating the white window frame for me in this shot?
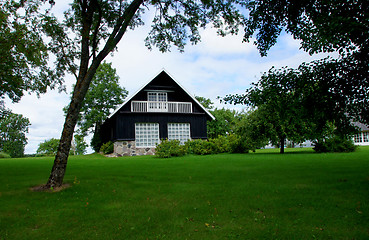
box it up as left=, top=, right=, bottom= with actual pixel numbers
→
left=135, top=123, right=160, bottom=148
left=354, top=133, right=363, bottom=143
left=148, top=92, right=167, bottom=102
left=363, top=132, right=369, bottom=143
left=168, top=123, right=191, bottom=145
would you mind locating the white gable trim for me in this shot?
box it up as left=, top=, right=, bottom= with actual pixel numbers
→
left=106, top=69, right=215, bottom=120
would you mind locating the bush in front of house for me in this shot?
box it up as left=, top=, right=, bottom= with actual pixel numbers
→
left=100, top=141, right=114, bottom=154
left=155, top=139, right=187, bottom=158
left=155, top=134, right=251, bottom=158
left=313, top=135, right=356, bottom=153
left=185, top=139, right=216, bottom=155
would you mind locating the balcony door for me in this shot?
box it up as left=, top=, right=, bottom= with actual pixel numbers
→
left=148, top=92, right=168, bottom=112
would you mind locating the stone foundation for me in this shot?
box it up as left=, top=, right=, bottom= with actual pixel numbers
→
left=114, top=141, right=156, bottom=156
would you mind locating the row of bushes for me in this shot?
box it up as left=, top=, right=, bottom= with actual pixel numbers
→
left=155, top=134, right=250, bottom=158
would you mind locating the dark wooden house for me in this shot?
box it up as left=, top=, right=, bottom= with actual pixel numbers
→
left=100, top=70, right=215, bottom=156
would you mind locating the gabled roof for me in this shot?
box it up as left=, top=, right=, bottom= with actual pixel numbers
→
left=352, top=122, right=369, bottom=131
left=106, top=69, right=215, bottom=120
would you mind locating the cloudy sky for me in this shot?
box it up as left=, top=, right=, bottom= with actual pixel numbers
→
left=5, top=2, right=336, bottom=154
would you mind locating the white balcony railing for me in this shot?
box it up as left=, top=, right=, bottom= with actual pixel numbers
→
left=131, top=101, right=192, bottom=113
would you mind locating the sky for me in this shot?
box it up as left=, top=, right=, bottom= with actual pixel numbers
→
left=5, top=2, right=336, bottom=154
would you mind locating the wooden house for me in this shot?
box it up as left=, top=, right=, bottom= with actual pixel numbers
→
left=100, top=70, right=215, bottom=156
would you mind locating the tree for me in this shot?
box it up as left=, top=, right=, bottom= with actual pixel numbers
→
left=207, top=108, right=239, bottom=139
left=235, top=108, right=272, bottom=151
left=36, top=138, right=60, bottom=156
left=0, top=102, right=31, bottom=157
left=71, top=134, right=88, bottom=155
left=223, top=67, right=313, bottom=153
left=0, top=1, right=65, bottom=103
left=195, top=96, right=214, bottom=110
left=243, top=0, right=369, bottom=124
left=66, top=61, right=128, bottom=136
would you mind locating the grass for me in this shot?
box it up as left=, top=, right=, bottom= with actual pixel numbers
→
left=0, top=147, right=368, bottom=239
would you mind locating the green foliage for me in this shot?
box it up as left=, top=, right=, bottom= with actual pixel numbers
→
left=185, top=139, right=216, bottom=155
left=100, top=141, right=114, bottom=154
left=155, top=139, right=187, bottom=158
left=155, top=134, right=251, bottom=158
left=36, top=138, right=60, bottom=156
left=243, top=0, right=369, bottom=124
left=0, top=104, right=30, bottom=158
left=313, top=136, right=356, bottom=153
left=195, top=96, right=214, bottom=110
left=0, top=152, right=11, bottom=158
left=91, top=130, right=103, bottom=153
left=0, top=1, right=65, bottom=102
left=65, top=62, right=128, bottom=136
left=207, top=108, right=239, bottom=138
left=72, top=134, right=87, bottom=155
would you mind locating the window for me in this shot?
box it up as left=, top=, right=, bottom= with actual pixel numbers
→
left=135, top=123, right=160, bottom=147
left=148, top=92, right=168, bottom=111
left=148, top=92, right=167, bottom=102
left=363, top=132, right=369, bottom=142
left=354, top=133, right=362, bottom=143
left=168, top=123, right=190, bottom=144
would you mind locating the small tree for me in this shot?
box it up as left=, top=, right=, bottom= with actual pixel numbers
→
left=36, top=138, right=60, bottom=156
left=0, top=103, right=30, bottom=158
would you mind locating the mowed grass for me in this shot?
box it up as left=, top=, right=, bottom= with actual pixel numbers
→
left=0, top=147, right=368, bottom=239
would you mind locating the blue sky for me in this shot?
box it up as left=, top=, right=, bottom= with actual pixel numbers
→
left=5, top=2, right=336, bottom=154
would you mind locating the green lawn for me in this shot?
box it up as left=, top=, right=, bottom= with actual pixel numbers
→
left=0, top=147, right=368, bottom=239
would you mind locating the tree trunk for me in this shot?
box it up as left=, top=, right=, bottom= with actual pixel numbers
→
left=280, top=136, right=285, bottom=154
left=44, top=76, right=96, bottom=188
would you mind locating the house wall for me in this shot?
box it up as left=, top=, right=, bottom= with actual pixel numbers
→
left=353, top=131, right=369, bottom=146
left=112, top=113, right=208, bottom=141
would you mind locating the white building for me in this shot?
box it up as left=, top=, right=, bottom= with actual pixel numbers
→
left=353, top=122, right=369, bottom=146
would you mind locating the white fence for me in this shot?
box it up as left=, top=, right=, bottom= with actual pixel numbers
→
left=131, top=101, right=192, bottom=113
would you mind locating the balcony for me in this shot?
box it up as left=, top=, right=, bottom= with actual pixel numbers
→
left=131, top=101, right=192, bottom=113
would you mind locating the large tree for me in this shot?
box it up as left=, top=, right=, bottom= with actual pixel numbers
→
left=223, top=67, right=309, bottom=153
left=243, top=0, right=368, bottom=124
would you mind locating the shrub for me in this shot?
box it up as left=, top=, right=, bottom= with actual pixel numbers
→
left=155, top=139, right=187, bottom=158
left=100, top=141, right=114, bottom=154
left=0, top=152, right=11, bottom=158
left=313, top=136, right=356, bottom=153
left=185, top=139, right=216, bottom=155
left=209, top=135, right=231, bottom=153
left=227, top=134, right=249, bottom=153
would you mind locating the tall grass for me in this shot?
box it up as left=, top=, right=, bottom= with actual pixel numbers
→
left=0, top=147, right=368, bottom=239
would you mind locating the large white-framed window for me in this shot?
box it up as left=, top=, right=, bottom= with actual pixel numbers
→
left=168, top=123, right=191, bottom=144
left=135, top=123, right=160, bottom=147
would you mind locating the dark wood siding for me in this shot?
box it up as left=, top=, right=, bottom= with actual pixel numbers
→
left=101, top=112, right=208, bottom=142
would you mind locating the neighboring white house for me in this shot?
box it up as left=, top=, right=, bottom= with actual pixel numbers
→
left=353, top=122, right=369, bottom=146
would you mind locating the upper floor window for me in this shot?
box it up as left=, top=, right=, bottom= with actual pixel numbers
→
left=148, top=92, right=167, bottom=102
